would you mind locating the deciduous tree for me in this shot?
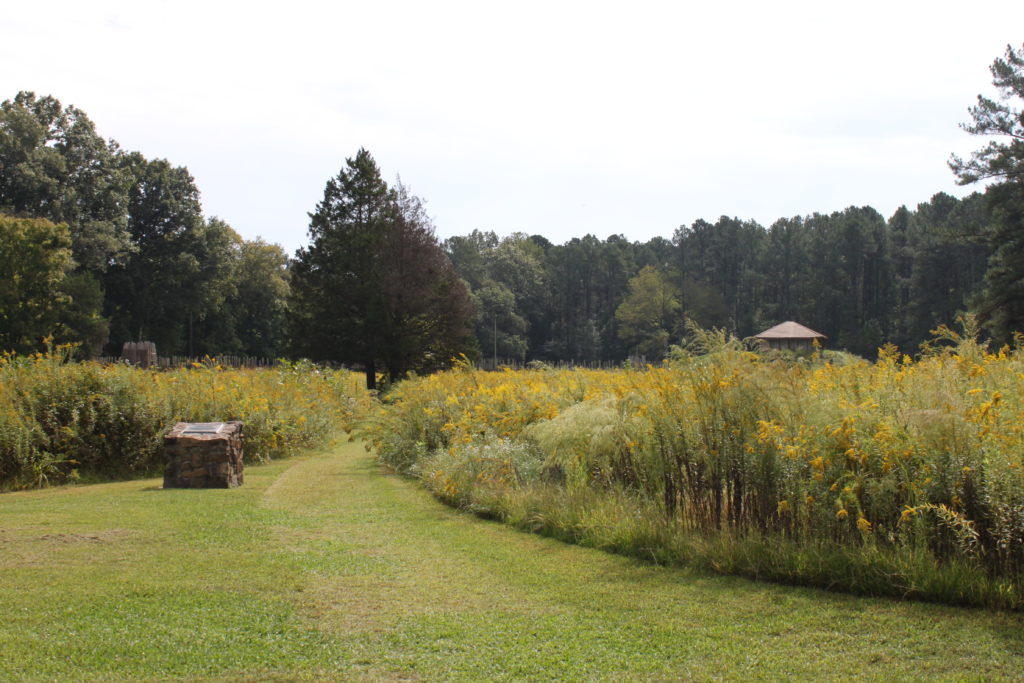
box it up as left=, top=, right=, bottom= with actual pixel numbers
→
left=228, top=238, right=290, bottom=358
left=0, top=92, right=131, bottom=272
left=0, top=215, right=73, bottom=353
left=103, top=155, right=235, bottom=355
left=615, top=265, right=680, bottom=360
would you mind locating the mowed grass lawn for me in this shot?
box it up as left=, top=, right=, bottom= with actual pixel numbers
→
left=2, top=441, right=1023, bottom=681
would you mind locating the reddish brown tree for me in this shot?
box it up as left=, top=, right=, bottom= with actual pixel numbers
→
left=288, top=150, right=474, bottom=389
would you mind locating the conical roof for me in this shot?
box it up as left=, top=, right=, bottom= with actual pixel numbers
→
left=754, top=321, right=827, bottom=339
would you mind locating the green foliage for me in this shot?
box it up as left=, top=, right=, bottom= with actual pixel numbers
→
left=0, top=85, right=1014, bottom=367
left=474, top=281, right=528, bottom=361
left=54, top=272, right=109, bottom=357
left=889, top=193, right=989, bottom=350
left=543, top=234, right=629, bottom=361
left=0, top=92, right=293, bottom=359
left=976, top=182, right=1024, bottom=344
left=0, top=214, right=73, bottom=353
left=436, top=196, right=994, bottom=366
left=102, top=154, right=242, bottom=355
left=674, top=217, right=764, bottom=333
left=225, top=238, right=290, bottom=357
left=0, top=91, right=132, bottom=272
left=615, top=265, right=680, bottom=360
left=0, top=86, right=1008, bottom=366
left=445, top=230, right=548, bottom=363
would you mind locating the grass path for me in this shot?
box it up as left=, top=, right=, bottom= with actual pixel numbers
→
left=2, top=440, right=1023, bottom=681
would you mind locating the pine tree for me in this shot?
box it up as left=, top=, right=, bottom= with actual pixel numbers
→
left=951, top=43, right=1024, bottom=342
left=288, top=149, right=473, bottom=389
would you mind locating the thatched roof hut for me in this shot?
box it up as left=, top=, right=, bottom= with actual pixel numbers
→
left=754, top=321, right=826, bottom=351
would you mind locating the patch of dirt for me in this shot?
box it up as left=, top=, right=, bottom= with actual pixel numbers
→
left=24, top=528, right=134, bottom=545
left=0, top=528, right=136, bottom=569
left=36, top=532, right=108, bottom=543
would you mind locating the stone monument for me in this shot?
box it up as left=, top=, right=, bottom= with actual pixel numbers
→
left=163, top=421, right=244, bottom=488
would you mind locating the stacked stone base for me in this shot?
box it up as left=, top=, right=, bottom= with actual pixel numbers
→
left=163, top=421, right=244, bottom=488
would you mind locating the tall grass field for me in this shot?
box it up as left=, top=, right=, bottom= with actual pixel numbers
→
left=362, top=324, right=1024, bottom=609
left=0, top=346, right=370, bottom=489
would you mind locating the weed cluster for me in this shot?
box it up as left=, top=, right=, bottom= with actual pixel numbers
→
left=362, top=325, right=1024, bottom=609
left=0, top=347, right=370, bottom=489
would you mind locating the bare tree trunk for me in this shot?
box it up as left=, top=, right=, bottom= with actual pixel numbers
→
left=365, top=358, right=377, bottom=391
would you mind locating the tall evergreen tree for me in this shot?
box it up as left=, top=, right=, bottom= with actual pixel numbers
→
left=951, top=43, right=1024, bottom=342
left=289, top=149, right=473, bottom=389
left=758, top=216, right=811, bottom=328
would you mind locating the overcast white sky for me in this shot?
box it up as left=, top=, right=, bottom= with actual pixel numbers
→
left=3, top=1, right=1022, bottom=255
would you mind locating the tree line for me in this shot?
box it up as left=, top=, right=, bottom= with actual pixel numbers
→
left=1, top=43, right=1022, bottom=380
left=0, top=92, right=288, bottom=359
left=443, top=195, right=988, bottom=363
